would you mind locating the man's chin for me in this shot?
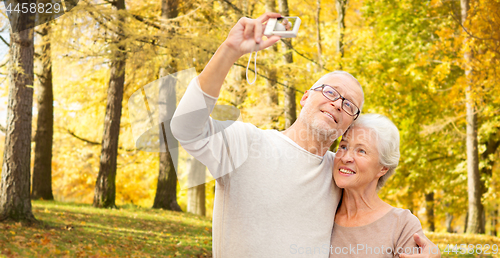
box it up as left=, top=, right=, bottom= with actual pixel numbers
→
left=310, top=124, right=339, bottom=140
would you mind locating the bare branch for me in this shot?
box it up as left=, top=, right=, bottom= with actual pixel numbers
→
left=66, top=128, right=100, bottom=145
left=233, top=62, right=305, bottom=94
left=280, top=39, right=333, bottom=73
left=65, top=128, right=136, bottom=152
left=219, top=0, right=245, bottom=16
left=448, top=4, right=500, bottom=42
left=0, top=36, right=9, bottom=47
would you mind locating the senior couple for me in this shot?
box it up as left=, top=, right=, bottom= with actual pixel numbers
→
left=171, top=13, right=440, bottom=258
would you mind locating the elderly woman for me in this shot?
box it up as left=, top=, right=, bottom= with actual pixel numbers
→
left=330, top=114, right=433, bottom=258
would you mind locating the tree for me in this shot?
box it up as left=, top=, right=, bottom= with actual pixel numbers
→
left=315, top=0, right=323, bottom=71
left=481, top=130, right=500, bottom=235
left=32, top=22, right=54, bottom=201
left=425, top=192, right=435, bottom=231
left=186, top=157, right=206, bottom=216
left=462, top=0, right=485, bottom=234
left=93, top=0, right=127, bottom=208
left=0, top=0, right=37, bottom=222
left=335, top=0, right=348, bottom=62
left=278, top=0, right=296, bottom=128
left=152, top=0, right=182, bottom=211
left=265, top=0, right=279, bottom=111
left=350, top=0, right=469, bottom=226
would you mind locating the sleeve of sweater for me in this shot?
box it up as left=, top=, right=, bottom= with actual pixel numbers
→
left=394, top=209, right=430, bottom=257
left=171, top=76, right=255, bottom=181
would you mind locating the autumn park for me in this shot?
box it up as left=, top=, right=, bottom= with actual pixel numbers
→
left=0, top=0, right=499, bottom=257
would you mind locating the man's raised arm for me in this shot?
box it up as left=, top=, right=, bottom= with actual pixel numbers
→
left=170, top=13, right=282, bottom=177
left=171, top=12, right=281, bottom=141
left=198, top=12, right=282, bottom=98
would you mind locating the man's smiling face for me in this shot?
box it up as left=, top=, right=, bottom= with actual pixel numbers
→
left=298, top=73, right=364, bottom=140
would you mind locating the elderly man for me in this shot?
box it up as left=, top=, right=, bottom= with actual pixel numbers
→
left=171, top=12, right=439, bottom=258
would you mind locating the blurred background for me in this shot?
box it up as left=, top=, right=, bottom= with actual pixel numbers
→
left=0, top=0, right=499, bottom=239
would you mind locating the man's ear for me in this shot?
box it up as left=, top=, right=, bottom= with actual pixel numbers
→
left=300, top=90, right=310, bottom=107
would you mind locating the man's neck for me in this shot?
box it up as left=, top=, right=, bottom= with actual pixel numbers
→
left=281, top=123, right=336, bottom=156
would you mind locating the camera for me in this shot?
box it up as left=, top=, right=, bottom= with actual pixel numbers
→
left=264, top=17, right=301, bottom=38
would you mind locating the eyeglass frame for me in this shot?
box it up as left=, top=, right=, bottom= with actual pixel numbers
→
left=311, top=84, right=361, bottom=120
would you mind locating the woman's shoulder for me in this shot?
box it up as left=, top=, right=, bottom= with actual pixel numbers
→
left=390, top=207, right=419, bottom=219
left=388, top=207, right=423, bottom=229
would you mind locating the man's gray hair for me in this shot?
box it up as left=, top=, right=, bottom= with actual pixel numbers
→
left=312, top=71, right=364, bottom=112
left=349, top=114, right=400, bottom=190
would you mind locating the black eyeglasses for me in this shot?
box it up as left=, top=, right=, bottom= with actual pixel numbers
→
left=312, top=84, right=360, bottom=119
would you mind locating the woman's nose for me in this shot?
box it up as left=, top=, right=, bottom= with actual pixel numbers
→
left=340, top=150, right=354, bottom=163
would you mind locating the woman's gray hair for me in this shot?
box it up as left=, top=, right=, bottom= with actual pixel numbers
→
left=348, top=114, right=400, bottom=190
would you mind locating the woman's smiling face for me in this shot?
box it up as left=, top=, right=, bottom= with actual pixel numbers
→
left=333, top=126, right=388, bottom=191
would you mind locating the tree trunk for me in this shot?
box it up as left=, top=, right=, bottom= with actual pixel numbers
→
left=482, top=135, right=499, bottom=236
left=335, top=0, right=347, bottom=70
left=266, top=69, right=278, bottom=106
left=0, top=2, right=37, bottom=222
left=316, top=0, right=323, bottom=71
left=266, top=0, right=279, bottom=53
left=492, top=207, right=498, bottom=236
left=265, top=0, right=276, bottom=17
left=153, top=138, right=181, bottom=211
left=278, top=0, right=296, bottom=128
left=231, top=66, right=247, bottom=106
left=152, top=0, right=182, bottom=211
left=446, top=212, right=454, bottom=233
left=241, top=0, right=249, bottom=16
left=32, top=22, right=54, bottom=201
left=187, top=157, right=206, bottom=216
left=152, top=70, right=181, bottom=211
left=335, top=0, right=347, bottom=60
left=265, top=0, right=279, bottom=109
left=464, top=211, right=468, bottom=233
left=425, top=192, right=435, bottom=232
left=462, top=0, right=485, bottom=234
left=93, top=0, right=126, bottom=208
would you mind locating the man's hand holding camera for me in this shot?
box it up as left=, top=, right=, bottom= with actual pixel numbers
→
left=222, top=12, right=283, bottom=61
left=197, top=12, right=282, bottom=98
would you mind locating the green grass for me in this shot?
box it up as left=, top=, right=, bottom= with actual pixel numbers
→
left=3, top=201, right=500, bottom=258
left=427, top=232, right=500, bottom=258
left=0, top=200, right=212, bottom=257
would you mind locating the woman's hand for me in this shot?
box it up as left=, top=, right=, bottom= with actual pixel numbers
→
left=222, top=12, right=282, bottom=58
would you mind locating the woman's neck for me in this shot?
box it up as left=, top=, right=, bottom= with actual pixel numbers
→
left=336, top=186, right=392, bottom=226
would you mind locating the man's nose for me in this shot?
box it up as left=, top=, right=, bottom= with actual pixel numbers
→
left=331, top=98, right=342, bottom=112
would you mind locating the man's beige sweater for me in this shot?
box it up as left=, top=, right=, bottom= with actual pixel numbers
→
left=171, top=77, right=341, bottom=258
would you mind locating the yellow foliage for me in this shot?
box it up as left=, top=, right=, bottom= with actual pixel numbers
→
left=0, top=0, right=498, bottom=227
left=430, top=0, right=443, bottom=7
left=432, top=62, right=451, bottom=83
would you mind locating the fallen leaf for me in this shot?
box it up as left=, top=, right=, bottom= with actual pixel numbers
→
left=42, top=237, right=51, bottom=245
left=14, top=236, right=26, bottom=242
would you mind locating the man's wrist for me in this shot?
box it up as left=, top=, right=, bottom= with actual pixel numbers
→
left=198, top=41, right=242, bottom=98
left=219, top=42, right=242, bottom=63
